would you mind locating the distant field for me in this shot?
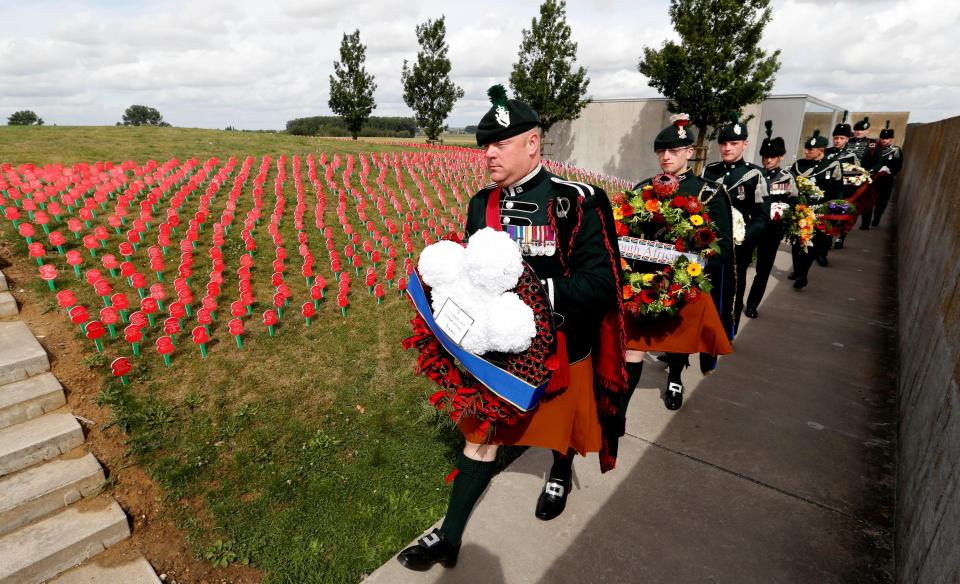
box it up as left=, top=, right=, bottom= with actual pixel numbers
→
left=0, top=126, right=477, bottom=166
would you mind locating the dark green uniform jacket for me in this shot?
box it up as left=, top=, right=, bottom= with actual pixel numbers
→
left=847, top=137, right=878, bottom=169
left=825, top=145, right=860, bottom=167
left=872, top=144, right=903, bottom=176
left=790, top=158, right=845, bottom=200
left=466, top=165, right=620, bottom=363
left=702, top=158, right=769, bottom=246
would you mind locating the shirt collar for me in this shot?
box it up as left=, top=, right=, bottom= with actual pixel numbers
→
left=503, top=164, right=545, bottom=196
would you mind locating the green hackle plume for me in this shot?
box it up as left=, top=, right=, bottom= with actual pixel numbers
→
left=764, top=120, right=773, bottom=139
left=842, top=110, right=849, bottom=123
left=487, top=84, right=509, bottom=108
left=884, top=120, right=891, bottom=129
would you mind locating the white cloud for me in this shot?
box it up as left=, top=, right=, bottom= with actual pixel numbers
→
left=0, top=0, right=956, bottom=129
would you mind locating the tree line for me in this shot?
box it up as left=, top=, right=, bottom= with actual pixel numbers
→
left=7, top=0, right=780, bottom=150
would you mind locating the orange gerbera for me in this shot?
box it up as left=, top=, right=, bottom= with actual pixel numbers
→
left=622, top=284, right=635, bottom=300
left=644, top=199, right=660, bottom=212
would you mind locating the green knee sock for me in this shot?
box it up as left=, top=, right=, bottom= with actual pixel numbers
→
left=439, top=452, right=497, bottom=545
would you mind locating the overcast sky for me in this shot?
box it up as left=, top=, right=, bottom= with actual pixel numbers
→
left=2, top=0, right=956, bottom=129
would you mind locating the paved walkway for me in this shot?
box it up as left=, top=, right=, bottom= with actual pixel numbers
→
left=366, top=222, right=897, bottom=583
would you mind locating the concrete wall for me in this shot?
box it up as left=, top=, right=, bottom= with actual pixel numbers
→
left=895, top=115, right=960, bottom=584
left=549, top=99, right=910, bottom=182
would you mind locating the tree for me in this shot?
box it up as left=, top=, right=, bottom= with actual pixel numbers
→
left=509, top=0, right=590, bottom=141
left=639, top=0, right=781, bottom=171
left=329, top=30, right=377, bottom=140
left=401, top=17, right=464, bottom=142
left=121, top=105, right=169, bottom=126
left=8, top=110, right=44, bottom=126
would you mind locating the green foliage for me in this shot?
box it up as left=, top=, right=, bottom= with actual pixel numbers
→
left=285, top=116, right=415, bottom=138
left=7, top=110, right=44, bottom=126
left=401, top=17, right=464, bottom=142
left=121, top=105, right=170, bottom=127
left=509, top=0, right=591, bottom=135
left=202, top=539, right=250, bottom=567
left=329, top=30, right=377, bottom=140
left=638, top=0, right=781, bottom=157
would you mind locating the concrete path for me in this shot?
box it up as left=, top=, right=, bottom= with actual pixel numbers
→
left=366, top=223, right=897, bottom=583
left=0, top=269, right=160, bottom=584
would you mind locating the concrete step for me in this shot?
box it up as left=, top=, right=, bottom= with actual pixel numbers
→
left=0, top=373, right=66, bottom=430
left=0, top=498, right=130, bottom=584
left=0, top=321, right=49, bottom=386
left=0, top=453, right=104, bottom=536
left=48, top=553, right=160, bottom=584
left=0, top=413, right=84, bottom=477
left=0, top=292, right=15, bottom=318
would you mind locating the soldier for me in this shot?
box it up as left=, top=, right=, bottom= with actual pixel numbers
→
left=848, top=116, right=879, bottom=171
left=622, top=114, right=735, bottom=412
left=863, top=120, right=903, bottom=227
left=789, top=129, right=843, bottom=288
left=743, top=121, right=797, bottom=319
left=826, top=111, right=859, bottom=167
left=702, top=113, right=768, bottom=333
left=398, top=86, right=626, bottom=571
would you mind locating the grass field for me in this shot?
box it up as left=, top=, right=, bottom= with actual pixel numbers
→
left=0, top=126, right=620, bottom=583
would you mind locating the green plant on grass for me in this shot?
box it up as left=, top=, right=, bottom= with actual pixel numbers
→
left=202, top=539, right=250, bottom=568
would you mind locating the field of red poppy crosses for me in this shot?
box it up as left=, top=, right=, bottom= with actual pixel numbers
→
left=1, top=144, right=627, bottom=383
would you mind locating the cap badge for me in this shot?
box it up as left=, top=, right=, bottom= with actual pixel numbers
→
left=495, top=105, right=510, bottom=128
left=678, top=126, right=687, bottom=139
left=734, top=124, right=741, bottom=135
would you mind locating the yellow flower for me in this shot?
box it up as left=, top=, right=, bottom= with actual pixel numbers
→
left=613, top=207, right=624, bottom=221
left=642, top=273, right=655, bottom=284
left=689, top=214, right=704, bottom=226
left=686, top=262, right=702, bottom=277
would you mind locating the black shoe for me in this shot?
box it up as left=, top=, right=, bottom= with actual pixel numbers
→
left=535, top=478, right=569, bottom=521
left=398, top=529, right=460, bottom=571
left=859, top=225, right=870, bottom=231
left=792, top=277, right=808, bottom=289
left=699, top=353, right=717, bottom=374
left=816, top=255, right=829, bottom=267
left=872, top=220, right=881, bottom=227
left=744, top=306, right=758, bottom=319
left=665, top=381, right=684, bottom=410
left=834, top=239, right=844, bottom=249
left=787, top=272, right=797, bottom=280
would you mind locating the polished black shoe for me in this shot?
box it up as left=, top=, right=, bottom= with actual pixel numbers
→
left=744, top=306, right=758, bottom=319
left=793, top=277, right=808, bottom=289
left=398, top=529, right=460, bottom=571
left=787, top=272, right=797, bottom=280
left=816, top=255, right=829, bottom=267
left=535, top=477, right=570, bottom=521
left=834, top=239, right=844, bottom=249
left=665, top=381, right=684, bottom=410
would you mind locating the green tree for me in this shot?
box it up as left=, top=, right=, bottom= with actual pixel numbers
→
left=121, top=105, right=169, bottom=126
left=509, top=0, right=590, bottom=142
left=401, top=16, right=464, bottom=142
left=639, top=0, right=781, bottom=170
left=7, top=110, right=44, bottom=126
left=329, top=30, right=377, bottom=140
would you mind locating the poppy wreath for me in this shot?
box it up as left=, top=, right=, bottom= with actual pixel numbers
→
left=815, top=199, right=859, bottom=237
left=402, top=262, right=557, bottom=437
left=612, top=174, right=721, bottom=320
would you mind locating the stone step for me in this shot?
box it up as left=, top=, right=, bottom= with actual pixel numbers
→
left=0, top=413, right=84, bottom=478
left=0, top=292, right=15, bottom=318
left=48, top=553, right=161, bottom=584
left=0, top=270, right=7, bottom=290
left=0, top=498, right=129, bottom=584
left=0, top=321, right=49, bottom=386
left=0, top=373, right=66, bottom=430
left=0, top=453, right=104, bottom=536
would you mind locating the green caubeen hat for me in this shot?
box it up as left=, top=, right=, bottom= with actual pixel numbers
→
left=759, top=120, right=786, bottom=157
left=805, top=129, right=829, bottom=149
left=717, top=111, right=748, bottom=143
left=653, top=113, right=696, bottom=150
left=833, top=110, right=854, bottom=137
left=475, top=84, right=540, bottom=146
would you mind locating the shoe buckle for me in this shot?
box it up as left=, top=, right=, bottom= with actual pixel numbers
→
left=421, top=531, right=441, bottom=548
left=545, top=481, right=565, bottom=498
left=668, top=382, right=683, bottom=395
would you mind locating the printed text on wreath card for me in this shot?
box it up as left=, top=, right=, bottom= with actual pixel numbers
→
left=434, top=298, right=475, bottom=345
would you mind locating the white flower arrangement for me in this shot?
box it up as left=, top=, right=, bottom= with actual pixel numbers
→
left=732, top=208, right=746, bottom=245
left=418, top=228, right=536, bottom=355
